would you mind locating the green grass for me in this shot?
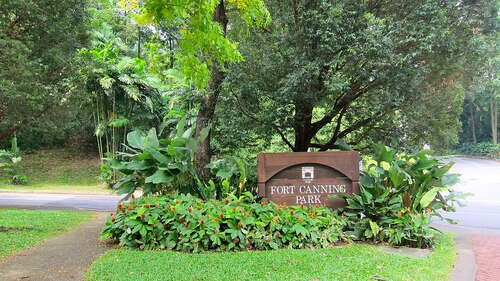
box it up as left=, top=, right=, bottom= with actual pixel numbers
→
left=0, top=148, right=109, bottom=193
left=86, top=233, right=456, bottom=281
left=0, top=209, right=94, bottom=259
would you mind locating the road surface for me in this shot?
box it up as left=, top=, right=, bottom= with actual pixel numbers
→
left=435, top=157, right=500, bottom=230
left=0, top=193, right=122, bottom=211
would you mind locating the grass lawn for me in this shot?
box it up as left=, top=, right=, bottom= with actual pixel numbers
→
left=86, top=233, right=456, bottom=281
left=0, top=208, right=94, bottom=259
left=0, top=148, right=109, bottom=193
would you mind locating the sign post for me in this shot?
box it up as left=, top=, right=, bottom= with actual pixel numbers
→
left=257, top=151, right=359, bottom=208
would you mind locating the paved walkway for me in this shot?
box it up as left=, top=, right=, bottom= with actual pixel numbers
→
left=471, top=235, right=500, bottom=281
left=437, top=223, right=500, bottom=281
left=0, top=213, right=112, bottom=281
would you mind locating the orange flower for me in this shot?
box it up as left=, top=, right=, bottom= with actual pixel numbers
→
left=179, top=216, right=184, bottom=223
left=141, top=212, right=145, bottom=219
left=145, top=203, right=150, bottom=209
left=298, top=218, right=303, bottom=223
left=237, top=221, right=243, bottom=229
left=155, top=203, right=159, bottom=208
left=225, top=198, right=230, bottom=204
left=214, top=217, right=219, bottom=222
left=266, top=237, right=272, bottom=243
left=200, top=219, right=205, bottom=225
left=397, top=211, right=403, bottom=218
left=426, top=208, right=431, bottom=214
left=196, top=206, right=202, bottom=211
left=233, top=238, right=240, bottom=244
left=219, top=212, right=224, bottom=218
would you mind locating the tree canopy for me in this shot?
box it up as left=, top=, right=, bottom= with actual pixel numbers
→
left=221, top=0, right=497, bottom=152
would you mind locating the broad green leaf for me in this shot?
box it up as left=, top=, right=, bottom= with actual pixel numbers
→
left=197, top=125, right=211, bottom=143
left=145, top=170, right=174, bottom=184
left=420, top=187, right=439, bottom=208
left=146, top=128, right=160, bottom=149
left=125, top=160, right=152, bottom=170
left=145, top=147, right=170, bottom=164
left=388, top=166, right=404, bottom=188
left=369, top=220, right=380, bottom=236
left=127, top=130, right=145, bottom=149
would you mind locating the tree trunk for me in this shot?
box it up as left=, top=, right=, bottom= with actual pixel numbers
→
left=490, top=98, right=498, bottom=144
left=293, top=100, right=313, bottom=152
left=469, top=104, right=477, bottom=143
left=194, top=0, right=228, bottom=195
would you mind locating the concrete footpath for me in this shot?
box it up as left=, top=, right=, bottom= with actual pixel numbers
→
left=0, top=213, right=112, bottom=281
left=436, top=223, right=500, bottom=281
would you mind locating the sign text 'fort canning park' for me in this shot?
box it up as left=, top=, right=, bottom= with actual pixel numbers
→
left=258, top=151, right=359, bottom=209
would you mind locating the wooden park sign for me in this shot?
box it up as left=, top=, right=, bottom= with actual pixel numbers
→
left=257, top=151, right=360, bottom=209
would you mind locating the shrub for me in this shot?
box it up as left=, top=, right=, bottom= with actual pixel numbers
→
left=107, top=121, right=255, bottom=200
left=334, top=144, right=466, bottom=248
left=101, top=193, right=345, bottom=252
left=455, top=142, right=500, bottom=159
left=0, top=135, right=28, bottom=185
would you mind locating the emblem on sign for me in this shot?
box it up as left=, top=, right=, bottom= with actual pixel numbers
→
left=302, top=166, right=314, bottom=183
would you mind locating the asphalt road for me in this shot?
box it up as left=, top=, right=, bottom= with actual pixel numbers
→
left=0, top=193, right=122, bottom=212
left=0, top=157, right=499, bottom=228
left=434, top=157, right=500, bottom=230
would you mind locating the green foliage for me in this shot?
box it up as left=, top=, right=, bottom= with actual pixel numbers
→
left=101, top=193, right=345, bottom=252
left=0, top=135, right=27, bottom=185
left=108, top=116, right=257, bottom=200
left=335, top=144, right=465, bottom=248
left=456, top=142, right=500, bottom=159
left=0, top=0, right=90, bottom=145
left=206, top=156, right=257, bottom=197
left=131, top=0, right=270, bottom=89
left=79, top=15, right=167, bottom=169
left=107, top=120, right=204, bottom=200
left=222, top=0, right=494, bottom=152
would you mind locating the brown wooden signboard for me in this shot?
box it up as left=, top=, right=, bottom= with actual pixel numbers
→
left=258, top=151, right=360, bottom=208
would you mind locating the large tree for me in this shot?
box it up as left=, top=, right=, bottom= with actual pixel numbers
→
left=130, top=0, right=270, bottom=186
left=0, top=0, right=89, bottom=144
left=222, top=0, right=493, bottom=152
